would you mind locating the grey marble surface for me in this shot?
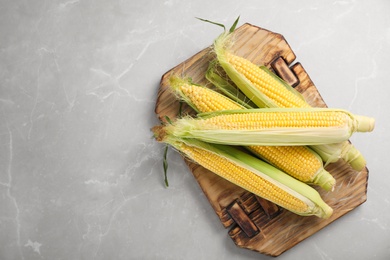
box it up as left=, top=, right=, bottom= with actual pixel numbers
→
left=1, top=0, right=389, bottom=259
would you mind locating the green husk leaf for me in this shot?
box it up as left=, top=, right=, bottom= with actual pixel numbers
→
left=310, top=143, right=344, bottom=166
left=229, top=16, right=240, bottom=33
left=206, top=60, right=255, bottom=109
left=178, top=100, right=184, bottom=118
left=164, top=115, right=173, bottom=125
left=312, top=141, right=367, bottom=170
left=163, top=144, right=169, bottom=187
left=311, top=167, right=336, bottom=191
left=196, top=17, right=226, bottom=31
left=196, top=15, right=240, bottom=33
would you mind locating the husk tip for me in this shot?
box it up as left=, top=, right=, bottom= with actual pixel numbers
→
left=321, top=204, right=334, bottom=219
left=313, top=168, right=336, bottom=192
left=345, top=148, right=367, bottom=171
left=355, top=115, right=375, bottom=132
left=169, top=75, right=187, bottom=89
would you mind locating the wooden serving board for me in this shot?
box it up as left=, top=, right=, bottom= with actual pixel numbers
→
left=154, top=23, right=369, bottom=257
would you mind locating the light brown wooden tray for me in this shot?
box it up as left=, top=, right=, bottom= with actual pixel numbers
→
left=154, top=23, right=368, bottom=257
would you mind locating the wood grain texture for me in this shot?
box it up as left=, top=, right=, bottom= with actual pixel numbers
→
left=154, top=23, right=368, bottom=257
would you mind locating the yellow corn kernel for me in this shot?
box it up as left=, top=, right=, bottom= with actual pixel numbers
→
left=248, top=146, right=318, bottom=180
left=202, top=110, right=348, bottom=130
left=226, top=53, right=311, bottom=109
left=248, top=146, right=334, bottom=191
left=178, top=83, right=243, bottom=112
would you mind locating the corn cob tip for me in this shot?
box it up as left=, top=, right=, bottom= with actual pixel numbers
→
left=314, top=168, right=336, bottom=192
left=318, top=202, right=333, bottom=219
left=341, top=142, right=367, bottom=171
left=348, top=154, right=367, bottom=172
left=355, top=115, right=375, bottom=132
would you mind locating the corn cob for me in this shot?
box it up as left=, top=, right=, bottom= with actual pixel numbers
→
left=169, top=76, right=335, bottom=190
left=152, top=128, right=333, bottom=219
left=213, top=32, right=373, bottom=171
left=169, top=76, right=245, bottom=112
left=213, top=32, right=306, bottom=109
left=226, top=53, right=310, bottom=108
left=164, top=108, right=374, bottom=146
